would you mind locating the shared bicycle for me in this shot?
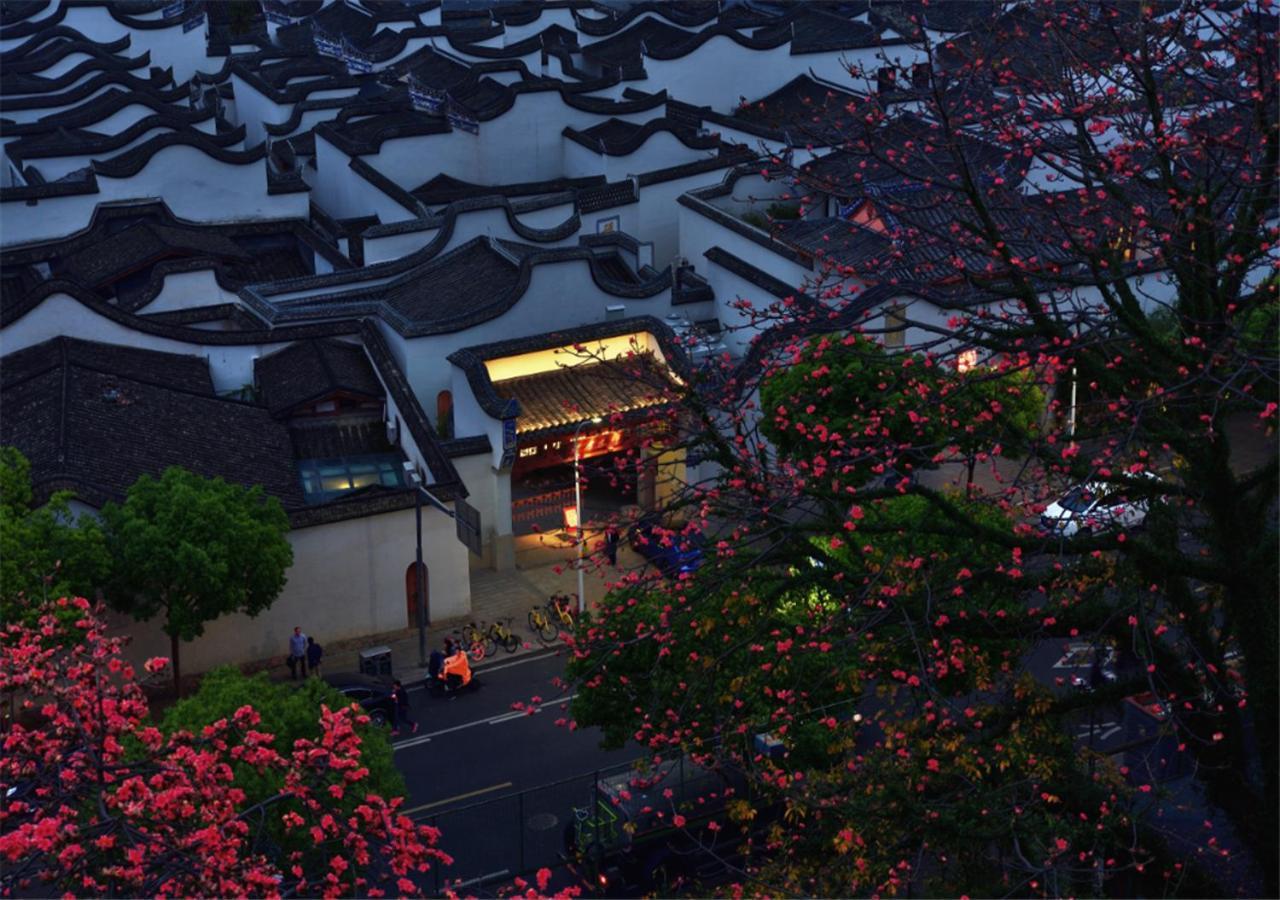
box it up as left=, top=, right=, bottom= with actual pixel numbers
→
left=485, top=617, right=520, bottom=654
left=527, top=594, right=577, bottom=645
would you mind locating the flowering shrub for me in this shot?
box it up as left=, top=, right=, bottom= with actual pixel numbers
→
left=0, top=598, right=450, bottom=898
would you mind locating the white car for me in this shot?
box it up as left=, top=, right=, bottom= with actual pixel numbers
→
left=1040, top=476, right=1156, bottom=537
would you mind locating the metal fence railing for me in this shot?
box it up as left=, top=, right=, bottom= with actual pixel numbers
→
left=414, top=755, right=730, bottom=895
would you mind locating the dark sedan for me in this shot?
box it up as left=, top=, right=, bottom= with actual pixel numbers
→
left=322, top=672, right=396, bottom=727
left=629, top=517, right=705, bottom=578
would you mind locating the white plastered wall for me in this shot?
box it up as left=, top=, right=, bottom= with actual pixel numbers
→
left=112, top=505, right=472, bottom=675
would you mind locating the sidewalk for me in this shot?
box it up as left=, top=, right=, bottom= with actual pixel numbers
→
left=270, top=542, right=644, bottom=687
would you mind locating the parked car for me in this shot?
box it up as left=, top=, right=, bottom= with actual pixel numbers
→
left=322, top=672, right=396, bottom=727
left=1040, top=474, right=1157, bottom=537
left=629, top=517, right=705, bottom=578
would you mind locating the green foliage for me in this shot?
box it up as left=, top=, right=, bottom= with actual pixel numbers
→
left=160, top=667, right=404, bottom=865
left=759, top=333, right=947, bottom=483
left=101, top=467, right=293, bottom=689
left=0, top=447, right=110, bottom=625
left=760, top=336, right=1045, bottom=489
left=741, top=204, right=801, bottom=230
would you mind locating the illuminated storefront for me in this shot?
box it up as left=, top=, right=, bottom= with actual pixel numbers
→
left=447, top=316, right=690, bottom=566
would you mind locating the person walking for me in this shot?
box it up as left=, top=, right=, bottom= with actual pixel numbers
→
left=287, top=626, right=308, bottom=679
left=603, top=524, right=620, bottom=566
left=390, top=679, right=417, bottom=736
left=306, top=636, right=323, bottom=677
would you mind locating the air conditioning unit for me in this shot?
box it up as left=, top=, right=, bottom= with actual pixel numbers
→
left=386, top=419, right=399, bottom=444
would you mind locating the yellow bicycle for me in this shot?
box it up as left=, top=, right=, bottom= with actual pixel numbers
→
left=485, top=617, right=520, bottom=654
left=545, top=594, right=576, bottom=629
left=527, top=605, right=558, bottom=644
left=548, top=594, right=576, bottom=630
left=457, top=622, right=491, bottom=661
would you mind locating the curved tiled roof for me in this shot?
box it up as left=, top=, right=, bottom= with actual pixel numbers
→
left=316, top=99, right=451, bottom=156
left=87, top=127, right=263, bottom=180
left=364, top=193, right=581, bottom=251
left=1, top=32, right=138, bottom=75
left=109, top=1, right=212, bottom=32
left=246, top=235, right=676, bottom=338
left=0, top=25, right=129, bottom=64
left=261, top=95, right=349, bottom=137
left=0, top=279, right=362, bottom=346
left=229, top=53, right=362, bottom=104
left=0, top=1, right=53, bottom=28
left=577, top=178, right=638, bottom=213
left=7, top=112, right=240, bottom=164
left=572, top=1, right=720, bottom=38
left=446, top=313, right=690, bottom=421
left=579, top=3, right=905, bottom=78
left=255, top=336, right=382, bottom=417
left=0, top=87, right=216, bottom=136
left=0, top=67, right=182, bottom=113
left=562, top=116, right=720, bottom=155
left=0, top=336, right=457, bottom=524
left=1, top=200, right=348, bottom=310
left=726, top=72, right=862, bottom=141
left=1, top=335, right=306, bottom=511
left=0, top=2, right=65, bottom=38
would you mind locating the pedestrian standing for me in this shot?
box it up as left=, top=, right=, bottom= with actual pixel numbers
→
left=603, top=524, right=620, bottom=566
left=306, top=636, right=323, bottom=677
left=287, top=626, right=308, bottom=679
left=390, top=679, right=417, bottom=736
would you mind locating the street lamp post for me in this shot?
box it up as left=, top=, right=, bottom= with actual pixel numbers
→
left=573, top=416, right=603, bottom=615
left=402, top=461, right=481, bottom=667
left=406, top=468, right=428, bottom=668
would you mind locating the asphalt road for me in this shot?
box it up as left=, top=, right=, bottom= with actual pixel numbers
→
left=391, top=649, right=638, bottom=893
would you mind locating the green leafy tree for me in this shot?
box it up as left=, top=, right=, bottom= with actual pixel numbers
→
left=102, top=467, right=293, bottom=695
left=759, top=336, right=1044, bottom=490
left=160, top=667, right=405, bottom=866
left=0, top=446, right=110, bottom=625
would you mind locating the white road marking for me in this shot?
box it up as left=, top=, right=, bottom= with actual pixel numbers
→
left=393, top=693, right=578, bottom=751
left=403, top=782, right=513, bottom=816
left=1075, top=721, right=1120, bottom=740
left=448, top=869, right=510, bottom=890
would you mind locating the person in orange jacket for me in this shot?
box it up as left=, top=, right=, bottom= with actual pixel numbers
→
left=441, top=640, right=472, bottom=690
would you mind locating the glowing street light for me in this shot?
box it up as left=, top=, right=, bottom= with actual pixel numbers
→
left=573, top=415, right=604, bottom=615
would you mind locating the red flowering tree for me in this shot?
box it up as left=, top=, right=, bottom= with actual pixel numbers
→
left=0, top=598, right=450, bottom=898
left=566, top=1, right=1276, bottom=895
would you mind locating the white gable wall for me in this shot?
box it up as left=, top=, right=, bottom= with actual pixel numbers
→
left=563, top=131, right=707, bottom=180
left=3, top=147, right=305, bottom=245
left=2, top=292, right=291, bottom=393
left=55, top=6, right=213, bottom=83
left=25, top=127, right=180, bottom=182
left=229, top=72, right=288, bottom=149
left=132, top=269, right=242, bottom=315
left=619, top=39, right=916, bottom=114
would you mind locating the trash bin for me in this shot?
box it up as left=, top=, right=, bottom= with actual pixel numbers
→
left=359, top=645, right=392, bottom=678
